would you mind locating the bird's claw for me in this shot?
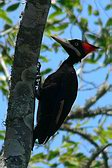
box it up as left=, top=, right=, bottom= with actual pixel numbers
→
left=37, top=61, right=41, bottom=70
left=35, top=61, right=41, bottom=100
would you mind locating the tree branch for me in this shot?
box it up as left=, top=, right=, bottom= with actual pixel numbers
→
left=67, top=83, right=112, bottom=121
left=68, top=106, right=112, bottom=120
left=85, top=144, right=112, bottom=168
left=1, top=0, right=51, bottom=168
left=84, top=83, right=111, bottom=111
left=61, top=125, right=109, bottom=168
left=61, top=125, right=98, bottom=147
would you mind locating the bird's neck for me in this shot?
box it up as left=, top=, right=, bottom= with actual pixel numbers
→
left=64, top=56, right=79, bottom=66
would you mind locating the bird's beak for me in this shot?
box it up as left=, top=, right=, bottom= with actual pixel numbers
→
left=82, top=42, right=99, bottom=55
left=51, top=35, right=69, bottom=47
left=51, top=35, right=77, bottom=52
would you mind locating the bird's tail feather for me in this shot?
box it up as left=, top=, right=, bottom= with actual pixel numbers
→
left=32, top=125, right=50, bottom=150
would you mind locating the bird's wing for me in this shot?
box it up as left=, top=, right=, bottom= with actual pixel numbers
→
left=39, top=71, right=64, bottom=100
left=48, top=72, right=77, bottom=136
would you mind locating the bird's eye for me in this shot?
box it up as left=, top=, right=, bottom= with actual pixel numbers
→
left=75, top=42, right=79, bottom=46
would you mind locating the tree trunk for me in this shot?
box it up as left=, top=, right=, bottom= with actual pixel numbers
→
left=0, top=0, right=51, bottom=167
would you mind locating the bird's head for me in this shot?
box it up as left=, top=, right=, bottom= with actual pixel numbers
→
left=51, top=35, right=99, bottom=63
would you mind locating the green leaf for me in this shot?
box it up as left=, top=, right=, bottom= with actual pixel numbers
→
left=30, top=153, right=46, bottom=163
left=86, top=58, right=97, bottom=64
left=105, top=4, right=112, bottom=10
left=86, top=34, right=96, bottom=40
left=58, top=23, right=68, bottom=30
left=88, top=5, right=92, bottom=15
left=40, top=56, right=49, bottom=62
left=0, top=9, right=12, bottom=24
left=0, top=130, right=5, bottom=140
left=0, top=130, right=5, bottom=134
left=41, top=68, right=52, bottom=76
left=95, top=53, right=103, bottom=62
left=49, top=9, right=63, bottom=19
left=0, top=134, right=4, bottom=140
left=80, top=17, right=88, bottom=28
left=94, top=18, right=102, bottom=26
left=93, top=10, right=99, bottom=16
left=41, top=44, right=52, bottom=52
left=6, top=3, right=20, bottom=12
left=47, top=150, right=59, bottom=160
left=0, top=2, right=5, bottom=7
left=58, top=0, right=80, bottom=9
left=106, top=18, right=112, bottom=27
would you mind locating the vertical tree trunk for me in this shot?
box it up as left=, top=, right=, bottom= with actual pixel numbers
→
left=0, top=0, right=51, bottom=167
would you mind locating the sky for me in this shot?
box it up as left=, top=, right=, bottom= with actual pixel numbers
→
left=0, top=0, right=112, bottom=165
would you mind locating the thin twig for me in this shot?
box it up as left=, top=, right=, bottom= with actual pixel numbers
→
left=68, top=106, right=112, bottom=120
left=84, top=83, right=111, bottom=110
left=82, top=66, right=103, bottom=74
left=0, top=53, right=10, bottom=85
left=85, top=144, right=112, bottom=168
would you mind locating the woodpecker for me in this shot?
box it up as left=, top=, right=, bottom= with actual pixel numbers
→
left=32, top=36, right=98, bottom=148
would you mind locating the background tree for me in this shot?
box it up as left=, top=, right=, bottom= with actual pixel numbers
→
left=0, top=0, right=112, bottom=167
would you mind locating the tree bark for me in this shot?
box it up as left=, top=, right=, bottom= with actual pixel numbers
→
left=0, top=0, right=51, bottom=167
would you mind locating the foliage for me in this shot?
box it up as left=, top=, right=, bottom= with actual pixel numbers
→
left=0, top=0, right=112, bottom=167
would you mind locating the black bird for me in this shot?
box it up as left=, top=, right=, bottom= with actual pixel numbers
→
left=32, top=36, right=98, bottom=147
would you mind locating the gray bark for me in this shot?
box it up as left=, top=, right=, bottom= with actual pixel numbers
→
left=0, top=0, right=51, bottom=167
